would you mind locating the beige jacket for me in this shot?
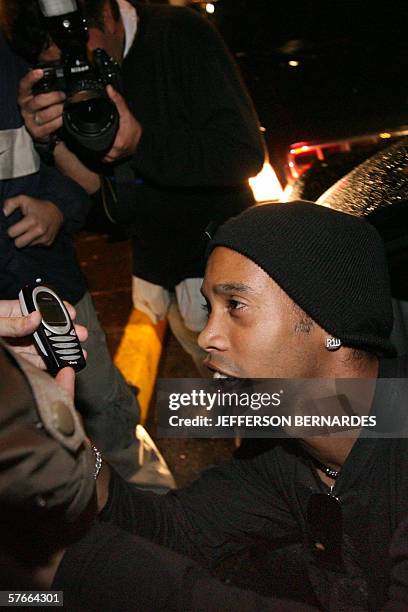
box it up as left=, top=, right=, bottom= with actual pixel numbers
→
left=0, top=341, right=94, bottom=523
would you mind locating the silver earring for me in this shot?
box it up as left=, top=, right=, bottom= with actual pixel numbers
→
left=325, top=337, right=342, bottom=351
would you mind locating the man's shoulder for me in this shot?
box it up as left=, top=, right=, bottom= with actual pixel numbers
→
left=0, top=38, right=27, bottom=131
left=379, top=354, right=408, bottom=378
left=136, top=1, right=217, bottom=38
left=394, top=354, right=408, bottom=377
left=0, top=31, right=28, bottom=84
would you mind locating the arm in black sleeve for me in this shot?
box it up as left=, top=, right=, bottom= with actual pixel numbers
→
left=53, top=522, right=319, bottom=612
left=130, top=9, right=265, bottom=188
left=381, top=514, right=408, bottom=611
left=100, top=450, right=297, bottom=568
left=38, top=162, right=90, bottom=233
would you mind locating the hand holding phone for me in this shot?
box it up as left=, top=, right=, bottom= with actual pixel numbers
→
left=19, top=279, right=86, bottom=376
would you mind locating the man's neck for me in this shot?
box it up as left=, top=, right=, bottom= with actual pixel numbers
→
left=299, top=436, right=357, bottom=476
left=299, top=354, right=379, bottom=481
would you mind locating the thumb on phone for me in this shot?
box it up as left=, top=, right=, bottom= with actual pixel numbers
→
left=55, top=367, right=76, bottom=400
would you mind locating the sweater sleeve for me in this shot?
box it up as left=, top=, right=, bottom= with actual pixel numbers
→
left=100, top=452, right=297, bottom=568
left=130, top=9, right=265, bottom=188
left=381, top=514, right=408, bottom=611
left=53, top=522, right=319, bottom=612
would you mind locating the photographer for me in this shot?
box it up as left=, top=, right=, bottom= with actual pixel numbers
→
left=0, top=30, right=173, bottom=488
left=11, top=0, right=265, bottom=376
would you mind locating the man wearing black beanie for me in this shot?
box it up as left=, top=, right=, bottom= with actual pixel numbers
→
left=6, top=202, right=408, bottom=611
left=204, top=200, right=396, bottom=369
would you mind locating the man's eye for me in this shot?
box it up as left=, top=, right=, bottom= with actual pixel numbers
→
left=227, top=299, right=245, bottom=312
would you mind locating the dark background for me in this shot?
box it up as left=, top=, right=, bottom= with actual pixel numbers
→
left=204, top=0, right=408, bottom=182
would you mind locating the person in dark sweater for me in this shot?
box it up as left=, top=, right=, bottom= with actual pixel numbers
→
left=4, top=201, right=408, bottom=611
left=0, top=30, right=173, bottom=488
left=13, top=0, right=265, bottom=375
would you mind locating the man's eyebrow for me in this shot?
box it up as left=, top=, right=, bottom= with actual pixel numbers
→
left=213, top=283, right=254, bottom=294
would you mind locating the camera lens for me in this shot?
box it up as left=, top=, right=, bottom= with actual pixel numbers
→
left=65, top=97, right=115, bottom=135
left=63, top=92, right=119, bottom=154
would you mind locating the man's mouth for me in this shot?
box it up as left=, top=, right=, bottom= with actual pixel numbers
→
left=213, top=371, right=229, bottom=379
left=206, top=365, right=239, bottom=380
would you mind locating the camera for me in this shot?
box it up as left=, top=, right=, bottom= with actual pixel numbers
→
left=33, top=0, right=122, bottom=156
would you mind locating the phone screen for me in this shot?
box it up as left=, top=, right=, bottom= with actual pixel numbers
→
left=36, top=291, right=67, bottom=327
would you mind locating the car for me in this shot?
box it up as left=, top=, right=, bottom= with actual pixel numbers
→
left=190, top=0, right=408, bottom=195
left=282, top=128, right=408, bottom=201
left=315, top=137, right=408, bottom=354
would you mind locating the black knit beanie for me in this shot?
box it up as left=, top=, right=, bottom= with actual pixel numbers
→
left=208, top=201, right=395, bottom=357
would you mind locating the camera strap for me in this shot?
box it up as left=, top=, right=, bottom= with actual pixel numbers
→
left=106, top=162, right=143, bottom=224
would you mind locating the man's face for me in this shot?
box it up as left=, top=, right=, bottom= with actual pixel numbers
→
left=38, top=1, right=125, bottom=64
left=199, top=247, right=327, bottom=379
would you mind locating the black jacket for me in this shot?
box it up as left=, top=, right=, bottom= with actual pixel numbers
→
left=55, top=356, right=408, bottom=611
left=115, top=2, right=264, bottom=287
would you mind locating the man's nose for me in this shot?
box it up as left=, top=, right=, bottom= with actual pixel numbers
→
left=39, top=40, right=62, bottom=62
left=198, top=315, right=228, bottom=352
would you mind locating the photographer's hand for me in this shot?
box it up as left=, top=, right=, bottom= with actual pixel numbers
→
left=103, top=85, right=142, bottom=163
left=18, top=69, right=65, bottom=142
